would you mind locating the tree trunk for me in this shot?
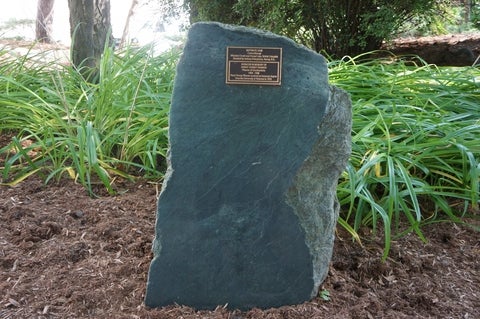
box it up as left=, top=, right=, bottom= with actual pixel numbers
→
left=465, top=0, right=472, bottom=24
left=68, top=0, right=113, bottom=82
left=93, top=0, right=114, bottom=57
left=120, top=0, right=139, bottom=49
left=36, top=0, right=55, bottom=43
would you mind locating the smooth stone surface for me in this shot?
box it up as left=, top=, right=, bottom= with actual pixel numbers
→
left=145, top=22, right=352, bottom=310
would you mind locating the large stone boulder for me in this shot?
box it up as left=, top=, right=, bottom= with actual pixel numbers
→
left=145, top=22, right=352, bottom=310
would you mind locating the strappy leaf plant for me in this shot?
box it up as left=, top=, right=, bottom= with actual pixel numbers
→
left=1, top=45, right=478, bottom=256
left=0, top=44, right=179, bottom=196
left=330, top=52, right=479, bottom=258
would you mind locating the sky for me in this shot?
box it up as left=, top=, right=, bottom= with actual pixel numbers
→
left=0, top=0, right=187, bottom=50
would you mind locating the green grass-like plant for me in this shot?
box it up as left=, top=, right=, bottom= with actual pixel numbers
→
left=0, top=46, right=478, bottom=255
left=330, top=52, right=479, bottom=258
left=0, top=44, right=178, bottom=196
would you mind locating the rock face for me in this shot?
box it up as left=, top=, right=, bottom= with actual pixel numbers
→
left=145, top=22, right=352, bottom=310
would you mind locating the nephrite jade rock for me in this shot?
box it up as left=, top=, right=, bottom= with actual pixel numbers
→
left=145, top=22, right=352, bottom=310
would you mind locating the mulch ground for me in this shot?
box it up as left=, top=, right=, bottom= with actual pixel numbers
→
left=1, top=174, right=479, bottom=319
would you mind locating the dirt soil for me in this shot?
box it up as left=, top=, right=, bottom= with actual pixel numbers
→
left=1, top=34, right=480, bottom=318
left=383, top=33, right=480, bottom=66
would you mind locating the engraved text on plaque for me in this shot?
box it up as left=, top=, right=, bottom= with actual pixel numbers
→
left=226, top=47, right=282, bottom=86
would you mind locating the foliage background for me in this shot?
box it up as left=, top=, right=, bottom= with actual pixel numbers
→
left=184, top=0, right=464, bottom=57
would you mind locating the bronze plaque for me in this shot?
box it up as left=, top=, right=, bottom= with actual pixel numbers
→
left=226, top=46, right=282, bottom=86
